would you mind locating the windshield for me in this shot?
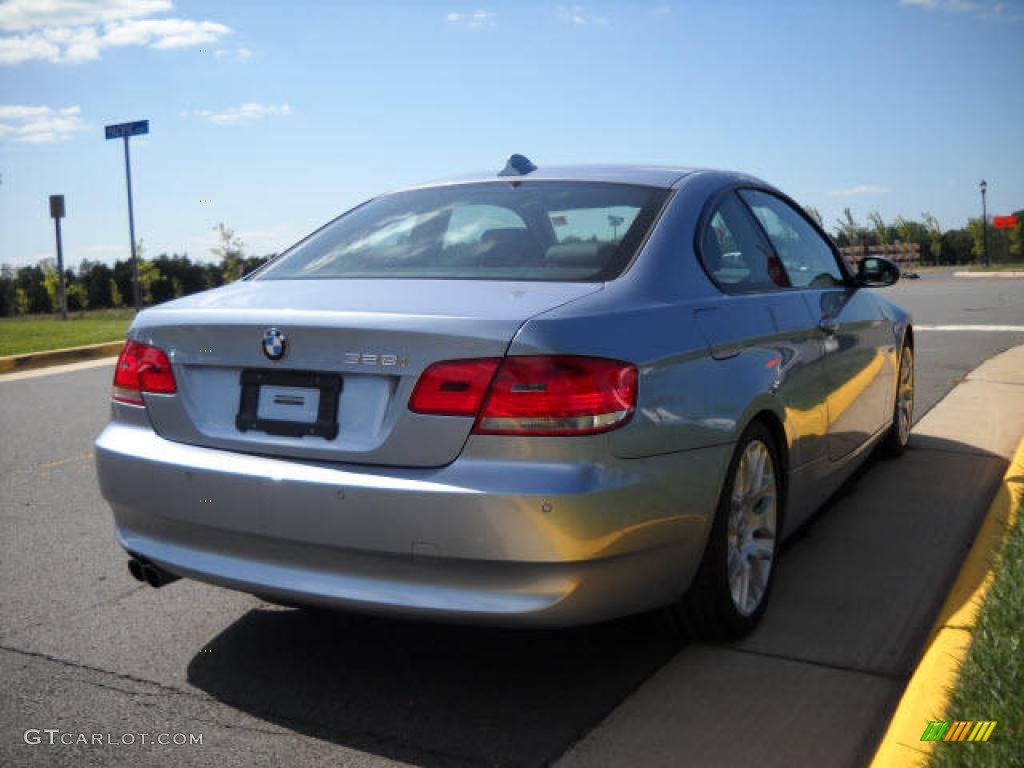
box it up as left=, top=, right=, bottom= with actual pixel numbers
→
left=256, top=181, right=669, bottom=282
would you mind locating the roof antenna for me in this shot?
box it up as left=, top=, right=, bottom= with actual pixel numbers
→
left=498, top=154, right=537, bottom=177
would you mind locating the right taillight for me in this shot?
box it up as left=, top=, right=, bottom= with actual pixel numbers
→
left=408, top=355, right=637, bottom=436
left=112, top=340, right=177, bottom=405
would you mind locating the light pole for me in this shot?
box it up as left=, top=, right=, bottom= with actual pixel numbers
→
left=980, top=179, right=989, bottom=268
left=608, top=214, right=624, bottom=241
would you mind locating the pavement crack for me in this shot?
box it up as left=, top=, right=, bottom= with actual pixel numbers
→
left=719, top=644, right=905, bottom=681
left=911, top=445, right=1005, bottom=459
left=0, top=644, right=291, bottom=739
left=0, top=642, right=209, bottom=701
left=0, top=643, right=485, bottom=764
left=3, top=584, right=146, bottom=638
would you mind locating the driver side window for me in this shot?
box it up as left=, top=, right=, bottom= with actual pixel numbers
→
left=738, top=190, right=844, bottom=289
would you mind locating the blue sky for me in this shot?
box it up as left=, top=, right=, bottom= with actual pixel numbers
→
left=2, top=0, right=1022, bottom=268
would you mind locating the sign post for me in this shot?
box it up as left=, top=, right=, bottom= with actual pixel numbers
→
left=105, top=120, right=149, bottom=310
left=49, top=194, right=67, bottom=320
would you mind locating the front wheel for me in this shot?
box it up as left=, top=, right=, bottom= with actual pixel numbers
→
left=882, top=340, right=914, bottom=457
left=671, top=422, right=782, bottom=641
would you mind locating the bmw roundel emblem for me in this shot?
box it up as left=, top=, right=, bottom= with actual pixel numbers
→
left=262, top=328, right=287, bottom=361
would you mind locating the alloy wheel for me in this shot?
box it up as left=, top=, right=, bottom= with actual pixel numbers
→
left=726, top=439, right=778, bottom=617
left=897, top=346, right=914, bottom=446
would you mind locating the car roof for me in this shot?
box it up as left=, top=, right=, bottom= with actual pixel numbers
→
left=403, top=163, right=706, bottom=191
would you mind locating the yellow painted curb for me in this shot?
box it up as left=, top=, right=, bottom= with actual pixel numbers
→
left=869, top=437, right=1024, bottom=767
left=0, top=340, right=124, bottom=375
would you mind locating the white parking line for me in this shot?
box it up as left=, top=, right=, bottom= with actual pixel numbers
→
left=915, top=325, right=1024, bottom=332
left=0, top=356, right=117, bottom=383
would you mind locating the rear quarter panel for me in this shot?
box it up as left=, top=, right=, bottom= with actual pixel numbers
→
left=509, top=170, right=829, bottom=493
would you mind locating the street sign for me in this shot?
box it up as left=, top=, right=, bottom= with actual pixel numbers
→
left=105, top=118, right=150, bottom=309
left=104, top=120, right=149, bottom=140
left=49, top=194, right=68, bottom=319
left=993, top=215, right=1018, bottom=230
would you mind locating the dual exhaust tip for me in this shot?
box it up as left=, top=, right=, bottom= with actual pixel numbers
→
left=127, top=557, right=180, bottom=588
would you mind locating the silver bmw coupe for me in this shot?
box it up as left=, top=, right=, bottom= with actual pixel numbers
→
left=96, top=157, right=913, bottom=639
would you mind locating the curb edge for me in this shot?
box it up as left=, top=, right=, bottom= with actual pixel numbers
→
left=869, top=437, right=1024, bottom=767
left=0, top=341, right=124, bottom=375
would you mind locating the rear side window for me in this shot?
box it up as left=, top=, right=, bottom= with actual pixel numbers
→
left=700, top=193, right=789, bottom=292
left=738, top=190, right=844, bottom=288
left=257, top=182, right=669, bottom=282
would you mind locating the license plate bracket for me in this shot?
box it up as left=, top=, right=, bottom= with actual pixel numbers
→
left=236, top=369, right=341, bottom=440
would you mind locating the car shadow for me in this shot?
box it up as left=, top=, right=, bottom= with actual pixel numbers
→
left=186, top=604, right=678, bottom=767
left=186, top=433, right=1010, bottom=768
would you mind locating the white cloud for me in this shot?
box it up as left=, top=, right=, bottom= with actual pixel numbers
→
left=0, top=0, right=173, bottom=31
left=195, top=103, right=291, bottom=125
left=558, top=5, right=609, bottom=25
left=0, top=0, right=232, bottom=65
left=0, top=33, right=61, bottom=63
left=103, top=18, right=229, bottom=48
left=899, top=0, right=1021, bottom=20
left=213, top=46, right=251, bottom=60
left=0, top=105, right=88, bottom=143
left=828, top=184, right=890, bottom=198
left=899, top=0, right=978, bottom=9
left=446, top=10, right=495, bottom=27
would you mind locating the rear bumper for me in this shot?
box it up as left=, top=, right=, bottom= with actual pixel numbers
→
left=96, top=422, right=730, bottom=626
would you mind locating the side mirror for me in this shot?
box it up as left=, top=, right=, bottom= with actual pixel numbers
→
left=856, top=256, right=900, bottom=287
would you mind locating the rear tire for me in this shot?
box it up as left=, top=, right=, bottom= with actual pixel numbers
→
left=671, top=421, right=782, bottom=641
left=882, top=339, right=914, bottom=457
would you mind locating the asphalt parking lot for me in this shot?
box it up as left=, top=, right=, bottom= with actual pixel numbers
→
left=2, top=268, right=1023, bottom=768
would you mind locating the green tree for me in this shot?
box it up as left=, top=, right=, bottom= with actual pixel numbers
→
left=67, top=281, right=89, bottom=312
left=78, top=260, right=113, bottom=309
left=1008, top=210, right=1024, bottom=259
left=0, top=264, right=14, bottom=317
left=211, top=223, right=246, bottom=283
left=137, top=259, right=162, bottom=305
left=15, top=286, right=30, bottom=315
left=41, top=259, right=60, bottom=311
left=834, top=208, right=866, bottom=248
left=868, top=211, right=890, bottom=246
left=803, top=206, right=824, bottom=228
left=922, top=212, right=942, bottom=264
left=109, top=278, right=123, bottom=308
left=894, top=216, right=912, bottom=245
left=967, top=217, right=985, bottom=260
left=16, top=265, right=51, bottom=313
left=942, top=228, right=973, bottom=265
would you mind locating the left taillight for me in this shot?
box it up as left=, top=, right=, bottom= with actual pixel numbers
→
left=112, top=340, right=176, bottom=405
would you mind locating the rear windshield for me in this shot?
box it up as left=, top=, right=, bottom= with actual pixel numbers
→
left=256, top=181, right=670, bottom=282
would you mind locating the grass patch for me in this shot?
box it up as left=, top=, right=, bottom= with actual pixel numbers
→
left=0, top=308, right=134, bottom=356
left=927, top=485, right=1023, bottom=767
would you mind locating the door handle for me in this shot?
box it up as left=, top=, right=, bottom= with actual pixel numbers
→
left=819, top=318, right=839, bottom=335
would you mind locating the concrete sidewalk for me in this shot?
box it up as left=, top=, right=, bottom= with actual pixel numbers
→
left=557, top=345, right=1024, bottom=768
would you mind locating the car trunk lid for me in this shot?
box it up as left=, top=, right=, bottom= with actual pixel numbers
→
left=131, top=278, right=601, bottom=467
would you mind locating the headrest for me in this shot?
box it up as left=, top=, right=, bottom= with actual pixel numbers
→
left=479, top=228, right=542, bottom=266
left=544, top=242, right=614, bottom=268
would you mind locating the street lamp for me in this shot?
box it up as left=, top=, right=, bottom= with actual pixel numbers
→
left=980, top=179, right=989, bottom=268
